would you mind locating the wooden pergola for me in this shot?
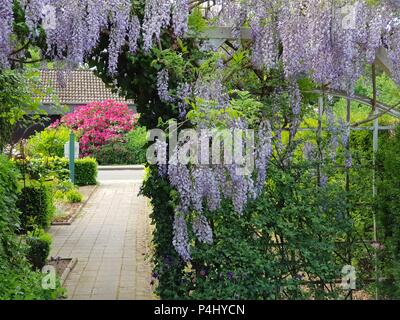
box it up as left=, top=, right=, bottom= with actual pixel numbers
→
left=186, top=23, right=400, bottom=299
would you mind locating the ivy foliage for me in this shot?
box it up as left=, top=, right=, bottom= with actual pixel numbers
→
left=178, top=162, right=353, bottom=300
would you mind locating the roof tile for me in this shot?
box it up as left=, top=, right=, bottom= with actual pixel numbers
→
left=38, top=69, right=135, bottom=106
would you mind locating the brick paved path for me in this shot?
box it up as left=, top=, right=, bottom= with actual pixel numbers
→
left=49, top=179, right=155, bottom=300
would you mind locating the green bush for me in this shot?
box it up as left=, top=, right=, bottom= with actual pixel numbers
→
left=65, top=189, right=83, bottom=203
left=0, top=156, right=62, bottom=300
left=52, top=180, right=77, bottom=202
left=52, top=179, right=75, bottom=193
left=27, top=126, right=71, bottom=158
left=17, top=183, right=55, bottom=231
left=16, top=156, right=97, bottom=187
left=26, top=229, right=52, bottom=270
left=126, top=126, right=148, bottom=164
left=0, top=263, right=63, bottom=300
left=75, top=158, right=98, bottom=186
left=14, top=157, right=69, bottom=182
left=94, top=126, right=148, bottom=165
left=95, top=141, right=132, bottom=165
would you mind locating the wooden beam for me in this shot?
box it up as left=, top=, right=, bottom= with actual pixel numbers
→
left=187, top=27, right=395, bottom=78
left=375, top=47, right=394, bottom=76
left=307, top=89, right=400, bottom=119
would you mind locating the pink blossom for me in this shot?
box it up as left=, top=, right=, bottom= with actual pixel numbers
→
left=58, top=100, right=137, bottom=157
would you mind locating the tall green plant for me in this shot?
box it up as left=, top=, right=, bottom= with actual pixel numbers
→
left=27, top=126, right=71, bottom=158
left=376, top=127, right=400, bottom=298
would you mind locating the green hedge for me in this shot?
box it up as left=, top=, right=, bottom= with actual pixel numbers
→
left=17, top=183, right=55, bottom=231
left=75, top=158, right=98, bottom=186
left=0, top=155, right=21, bottom=260
left=95, top=142, right=136, bottom=165
left=16, top=156, right=97, bottom=186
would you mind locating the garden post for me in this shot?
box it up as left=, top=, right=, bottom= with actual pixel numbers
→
left=69, top=131, right=75, bottom=184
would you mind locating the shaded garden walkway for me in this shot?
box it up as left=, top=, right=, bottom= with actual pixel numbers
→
left=49, top=172, right=155, bottom=300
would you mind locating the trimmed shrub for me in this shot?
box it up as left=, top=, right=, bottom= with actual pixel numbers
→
left=26, top=229, right=52, bottom=270
left=95, top=141, right=132, bottom=165
left=75, top=158, right=98, bottom=186
left=17, top=183, right=55, bottom=231
left=27, top=126, right=71, bottom=158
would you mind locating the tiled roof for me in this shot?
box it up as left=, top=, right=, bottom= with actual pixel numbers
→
left=38, top=69, right=135, bottom=106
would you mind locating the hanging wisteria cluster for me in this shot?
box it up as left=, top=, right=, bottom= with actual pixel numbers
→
left=154, top=77, right=273, bottom=260
left=156, top=68, right=192, bottom=118
left=1, top=0, right=400, bottom=261
left=165, top=131, right=273, bottom=260
left=0, top=0, right=13, bottom=68
left=1, top=0, right=400, bottom=85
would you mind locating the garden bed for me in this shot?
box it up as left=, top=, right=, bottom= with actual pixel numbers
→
left=47, top=257, right=78, bottom=286
left=52, top=185, right=97, bottom=225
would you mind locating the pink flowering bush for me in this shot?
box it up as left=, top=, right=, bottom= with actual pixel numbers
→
left=57, top=100, right=137, bottom=157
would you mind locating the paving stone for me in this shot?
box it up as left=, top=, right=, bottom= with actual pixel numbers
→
left=49, top=178, right=155, bottom=300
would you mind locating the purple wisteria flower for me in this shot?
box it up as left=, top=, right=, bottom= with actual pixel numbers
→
left=303, top=142, right=315, bottom=161
left=157, top=69, right=173, bottom=103
left=177, top=82, right=192, bottom=119
left=255, top=121, right=272, bottom=195
left=192, top=215, right=213, bottom=245
left=142, top=0, right=171, bottom=52
left=172, top=0, right=189, bottom=37
left=0, top=0, right=14, bottom=68
left=154, top=139, right=168, bottom=177
left=172, top=214, right=191, bottom=261
left=345, top=153, right=353, bottom=169
left=127, top=15, right=141, bottom=54
left=339, top=119, right=351, bottom=148
left=320, top=175, right=328, bottom=188
left=326, top=106, right=339, bottom=161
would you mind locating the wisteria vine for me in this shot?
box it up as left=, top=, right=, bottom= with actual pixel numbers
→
left=1, top=0, right=399, bottom=87
left=2, top=0, right=400, bottom=261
